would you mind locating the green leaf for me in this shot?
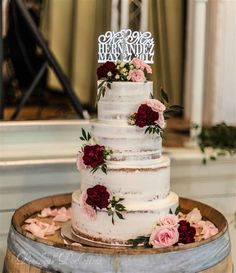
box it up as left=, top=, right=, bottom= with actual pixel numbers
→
left=101, top=164, right=107, bottom=174
left=107, top=208, right=113, bottom=216
left=160, top=89, right=169, bottom=104
left=87, top=132, right=91, bottom=140
left=169, top=105, right=183, bottom=112
left=150, top=93, right=154, bottom=99
left=82, top=128, right=86, bottom=140
left=115, top=204, right=126, bottom=211
left=80, top=137, right=85, bottom=141
left=210, top=156, right=216, bottom=161
left=169, top=208, right=173, bottom=214
left=174, top=206, right=181, bottom=215
left=128, top=236, right=151, bottom=248
left=97, top=80, right=106, bottom=89
left=116, top=211, right=125, bottom=219
left=145, top=127, right=149, bottom=134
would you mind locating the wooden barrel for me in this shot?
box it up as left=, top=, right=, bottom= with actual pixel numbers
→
left=3, top=193, right=233, bottom=273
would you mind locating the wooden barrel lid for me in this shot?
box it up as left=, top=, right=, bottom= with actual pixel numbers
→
left=11, top=192, right=228, bottom=255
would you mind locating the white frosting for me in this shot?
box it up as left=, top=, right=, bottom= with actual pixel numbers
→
left=97, top=81, right=153, bottom=122
left=72, top=191, right=179, bottom=244
left=80, top=156, right=170, bottom=202
left=72, top=80, right=180, bottom=245
left=92, top=121, right=162, bottom=161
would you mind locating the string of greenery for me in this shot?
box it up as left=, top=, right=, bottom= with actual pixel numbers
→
left=195, top=122, right=236, bottom=164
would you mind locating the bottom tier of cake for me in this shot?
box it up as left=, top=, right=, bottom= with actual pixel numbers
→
left=71, top=190, right=179, bottom=245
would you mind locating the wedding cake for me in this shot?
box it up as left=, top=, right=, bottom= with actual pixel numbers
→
left=71, top=36, right=180, bottom=244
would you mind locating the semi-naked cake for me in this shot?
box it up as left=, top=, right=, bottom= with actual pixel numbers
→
left=72, top=76, right=179, bottom=245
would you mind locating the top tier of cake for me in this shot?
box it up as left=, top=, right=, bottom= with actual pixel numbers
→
left=97, top=81, right=153, bottom=123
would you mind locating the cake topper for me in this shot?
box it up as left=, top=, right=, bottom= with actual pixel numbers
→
left=98, top=29, right=154, bottom=64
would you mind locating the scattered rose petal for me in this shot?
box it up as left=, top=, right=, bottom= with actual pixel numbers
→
left=38, top=207, right=58, bottom=218
left=53, top=207, right=71, bottom=222
left=186, top=208, right=202, bottom=224
left=25, top=218, right=60, bottom=238
left=71, top=242, right=82, bottom=247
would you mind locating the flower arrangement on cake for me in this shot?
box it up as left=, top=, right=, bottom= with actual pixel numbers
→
left=97, top=59, right=182, bottom=137
left=77, top=128, right=112, bottom=174
left=80, top=185, right=126, bottom=224
left=128, top=208, right=218, bottom=248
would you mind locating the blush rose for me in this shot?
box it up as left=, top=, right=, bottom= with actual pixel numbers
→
left=158, top=214, right=179, bottom=228
left=149, top=226, right=179, bottom=248
left=143, top=99, right=166, bottom=128
left=80, top=191, right=96, bottom=220
left=129, top=69, right=146, bottom=82
left=132, top=58, right=152, bottom=74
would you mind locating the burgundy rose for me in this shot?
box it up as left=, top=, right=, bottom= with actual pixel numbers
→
left=96, top=61, right=117, bottom=79
left=178, top=220, right=196, bottom=244
left=86, top=185, right=110, bottom=209
left=103, top=61, right=116, bottom=74
left=97, top=65, right=108, bottom=79
left=83, top=144, right=105, bottom=168
left=135, top=104, right=159, bottom=128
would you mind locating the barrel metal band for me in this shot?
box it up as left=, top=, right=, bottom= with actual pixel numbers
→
left=8, top=226, right=231, bottom=273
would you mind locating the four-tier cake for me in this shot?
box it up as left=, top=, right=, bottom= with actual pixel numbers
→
left=71, top=67, right=179, bottom=245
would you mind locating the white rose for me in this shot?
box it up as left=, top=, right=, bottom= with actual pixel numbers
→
left=107, top=71, right=112, bottom=77
left=115, top=74, right=120, bottom=80
left=120, top=61, right=125, bottom=68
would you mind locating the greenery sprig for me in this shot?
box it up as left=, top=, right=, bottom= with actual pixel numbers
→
left=169, top=206, right=181, bottom=215
left=107, top=196, right=126, bottom=225
left=79, top=128, right=112, bottom=174
left=144, top=89, right=183, bottom=137
left=160, top=89, right=183, bottom=120
left=80, top=128, right=91, bottom=142
left=127, top=236, right=151, bottom=248
left=145, top=124, right=164, bottom=138
left=96, top=80, right=112, bottom=104
left=195, top=122, right=236, bottom=164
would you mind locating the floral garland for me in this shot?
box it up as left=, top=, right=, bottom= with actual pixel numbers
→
left=76, top=128, right=112, bottom=174
left=80, top=184, right=126, bottom=224
left=128, top=89, right=183, bottom=137
left=128, top=208, right=218, bottom=248
left=96, top=58, right=152, bottom=102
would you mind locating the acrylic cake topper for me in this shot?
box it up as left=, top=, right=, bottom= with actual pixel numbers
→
left=98, top=29, right=154, bottom=63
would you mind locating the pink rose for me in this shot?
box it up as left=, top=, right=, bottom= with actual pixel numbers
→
left=143, top=99, right=166, bottom=128
left=195, top=220, right=218, bottom=240
left=132, top=58, right=146, bottom=70
left=143, top=99, right=166, bottom=112
left=80, top=191, right=96, bottom=220
left=76, top=153, right=86, bottom=170
left=186, top=208, right=202, bottom=224
left=149, top=226, right=179, bottom=248
left=145, top=63, right=152, bottom=74
left=132, top=58, right=152, bottom=74
left=158, top=214, right=179, bottom=228
left=129, top=69, right=146, bottom=82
